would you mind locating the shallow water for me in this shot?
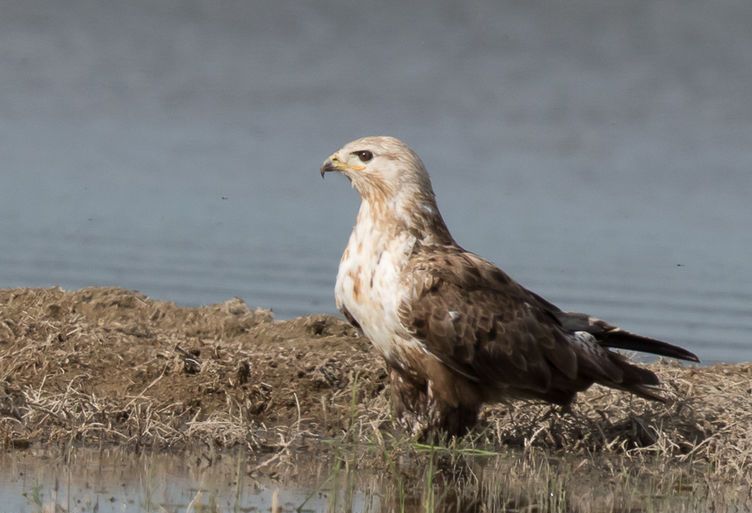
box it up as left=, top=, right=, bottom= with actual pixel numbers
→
left=0, top=450, right=370, bottom=513
left=1, top=0, right=751, bottom=362
left=2, top=449, right=748, bottom=513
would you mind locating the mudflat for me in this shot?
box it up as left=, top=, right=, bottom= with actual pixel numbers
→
left=0, top=288, right=749, bottom=479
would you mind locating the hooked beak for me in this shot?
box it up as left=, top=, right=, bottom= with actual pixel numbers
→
left=320, top=153, right=364, bottom=178
left=320, top=157, right=340, bottom=178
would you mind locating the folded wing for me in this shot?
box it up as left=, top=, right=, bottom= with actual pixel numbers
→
left=398, top=247, right=695, bottom=403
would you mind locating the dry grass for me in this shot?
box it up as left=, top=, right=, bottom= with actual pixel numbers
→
left=1, top=287, right=750, bottom=489
left=0, top=287, right=385, bottom=452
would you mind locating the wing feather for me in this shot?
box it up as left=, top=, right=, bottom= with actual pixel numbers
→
left=399, top=247, right=581, bottom=397
left=398, top=245, right=684, bottom=403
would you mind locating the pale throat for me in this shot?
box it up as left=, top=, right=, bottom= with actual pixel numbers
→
left=354, top=183, right=449, bottom=246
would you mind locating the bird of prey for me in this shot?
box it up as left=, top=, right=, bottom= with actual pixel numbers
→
left=320, top=136, right=699, bottom=437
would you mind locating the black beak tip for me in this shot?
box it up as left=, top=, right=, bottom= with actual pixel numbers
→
left=320, top=160, right=336, bottom=179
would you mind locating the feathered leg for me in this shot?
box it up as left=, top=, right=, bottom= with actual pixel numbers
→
left=389, top=367, right=480, bottom=440
left=425, top=380, right=480, bottom=439
left=389, top=368, right=429, bottom=436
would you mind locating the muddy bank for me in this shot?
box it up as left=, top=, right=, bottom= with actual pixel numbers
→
left=0, top=288, right=750, bottom=475
left=0, top=287, right=385, bottom=448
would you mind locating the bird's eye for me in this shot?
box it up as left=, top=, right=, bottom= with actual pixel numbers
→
left=353, top=150, right=373, bottom=162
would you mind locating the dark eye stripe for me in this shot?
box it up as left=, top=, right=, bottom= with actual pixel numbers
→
left=352, top=150, right=373, bottom=162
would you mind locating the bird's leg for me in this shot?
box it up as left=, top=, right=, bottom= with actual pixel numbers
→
left=422, top=381, right=480, bottom=441
left=389, top=368, right=430, bottom=436
left=389, top=369, right=480, bottom=441
left=424, top=402, right=480, bottom=441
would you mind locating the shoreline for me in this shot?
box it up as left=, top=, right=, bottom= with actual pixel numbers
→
left=0, top=287, right=749, bottom=478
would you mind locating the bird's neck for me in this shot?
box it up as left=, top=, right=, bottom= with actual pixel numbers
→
left=355, top=190, right=454, bottom=247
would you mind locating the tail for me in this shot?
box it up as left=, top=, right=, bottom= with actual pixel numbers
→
left=553, top=311, right=700, bottom=363
left=557, top=315, right=699, bottom=403
left=599, top=329, right=700, bottom=363
left=526, top=296, right=700, bottom=403
left=607, top=353, right=667, bottom=402
left=544, top=339, right=672, bottom=404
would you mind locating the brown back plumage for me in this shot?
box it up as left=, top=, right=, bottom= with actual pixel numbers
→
left=398, top=243, right=697, bottom=405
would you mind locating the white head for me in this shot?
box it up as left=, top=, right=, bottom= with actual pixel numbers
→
left=322, top=136, right=436, bottom=200
left=321, top=136, right=452, bottom=242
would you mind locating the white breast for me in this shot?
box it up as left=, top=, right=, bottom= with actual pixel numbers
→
left=335, top=209, right=417, bottom=361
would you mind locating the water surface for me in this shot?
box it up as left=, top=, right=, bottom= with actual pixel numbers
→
left=1, top=0, right=751, bottom=362
left=1, top=450, right=349, bottom=513
left=2, top=449, right=748, bottom=513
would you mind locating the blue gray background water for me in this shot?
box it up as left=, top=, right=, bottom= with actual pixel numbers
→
left=2, top=0, right=750, bottom=362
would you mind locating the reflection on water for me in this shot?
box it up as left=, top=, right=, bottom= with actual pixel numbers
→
left=1, top=450, right=368, bottom=513
left=2, top=448, right=748, bottom=513
left=1, top=0, right=751, bottom=361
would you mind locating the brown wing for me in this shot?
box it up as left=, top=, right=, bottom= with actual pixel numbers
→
left=397, top=246, right=657, bottom=403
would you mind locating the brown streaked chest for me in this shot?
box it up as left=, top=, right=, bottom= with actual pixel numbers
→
left=335, top=213, right=418, bottom=360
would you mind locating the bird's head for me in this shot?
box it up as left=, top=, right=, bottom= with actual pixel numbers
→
left=321, top=136, right=452, bottom=242
left=320, top=136, right=434, bottom=204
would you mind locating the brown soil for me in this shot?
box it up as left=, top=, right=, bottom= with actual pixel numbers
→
left=0, top=287, right=388, bottom=448
left=0, top=287, right=750, bottom=479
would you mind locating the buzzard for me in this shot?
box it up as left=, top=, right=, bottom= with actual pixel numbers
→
left=321, top=136, right=698, bottom=437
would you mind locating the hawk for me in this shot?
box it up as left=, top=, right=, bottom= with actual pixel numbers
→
left=321, top=136, right=698, bottom=437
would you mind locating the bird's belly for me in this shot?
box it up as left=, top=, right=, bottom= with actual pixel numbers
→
left=335, top=245, right=408, bottom=361
left=336, top=269, right=399, bottom=358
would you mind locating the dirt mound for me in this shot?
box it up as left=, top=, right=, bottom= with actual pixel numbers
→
left=0, top=287, right=385, bottom=449
left=0, top=287, right=750, bottom=480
